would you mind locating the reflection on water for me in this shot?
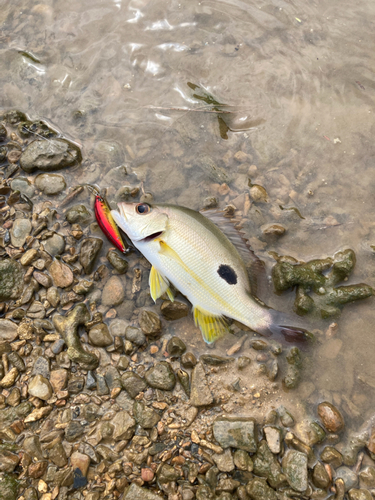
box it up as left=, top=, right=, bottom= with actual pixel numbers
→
left=1, top=0, right=375, bottom=429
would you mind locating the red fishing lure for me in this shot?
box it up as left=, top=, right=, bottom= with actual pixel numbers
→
left=94, top=193, right=128, bottom=254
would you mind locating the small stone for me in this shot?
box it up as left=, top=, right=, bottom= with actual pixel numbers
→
left=20, top=249, right=38, bottom=266
left=246, top=478, right=277, bottom=500
left=80, top=238, right=103, bottom=274
left=261, top=224, right=286, bottom=236
left=320, top=446, right=343, bottom=468
left=27, top=301, right=46, bottom=319
left=141, top=468, right=155, bottom=482
left=250, top=184, right=268, bottom=202
left=264, top=426, right=281, bottom=454
left=111, top=410, right=136, bottom=440
left=117, top=356, right=130, bottom=370
left=28, top=374, right=53, bottom=400
left=86, top=371, right=96, bottom=390
left=50, top=369, right=68, bottom=392
left=317, top=401, right=345, bottom=433
left=47, top=287, right=60, bottom=307
left=282, top=450, right=308, bottom=492
left=125, top=326, right=146, bottom=346
left=139, top=309, right=162, bottom=335
left=46, top=438, right=68, bottom=467
left=121, top=371, right=147, bottom=398
left=49, top=260, right=73, bottom=288
left=0, top=449, right=20, bottom=472
left=336, top=466, right=358, bottom=491
left=35, top=173, right=66, bottom=195
left=33, top=271, right=52, bottom=288
left=253, top=440, right=286, bottom=488
left=23, top=435, right=44, bottom=461
left=102, top=276, right=125, bottom=307
left=10, top=218, right=32, bottom=247
left=233, top=449, right=253, bottom=471
left=312, top=461, right=331, bottom=489
left=213, top=417, right=257, bottom=452
left=359, top=466, right=375, bottom=487
left=190, top=361, right=213, bottom=406
left=278, top=406, right=295, bottom=427
left=96, top=373, right=109, bottom=395
left=213, top=448, right=235, bottom=472
left=107, top=250, right=128, bottom=274
left=20, top=138, right=81, bottom=172
left=0, top=367, right=19, bottom=388
left=181, top=352, right=197, bottom=368
left=0, top=260, right=24, bottom=301
left=145, top=361, right=176, bottom=391
left=65, top=421, right=84, bottom=442
left=6, top=387, right=21, bottom=406
left=66, top=204, right=92, bottom=225
left=348, top=489, right=372, bottom=500
left=133, top=401, right=161, bottom=428
left=43, top=234, right=65, bottom=257
left=161, top=300, right=189, bottom=320
left=88, top=323, right=113, bottom=347
left=31, top=356, right=50, bottom=377
left=0, top=319, right=19, bottom=341
left=28, top=461, right=48, bottom=479
left=11, top=177, right=35, bottom=198
left=70, top=451, right=90, bottom=476
left=234, top=151, right=250, bottom=163
left=166, top=336, right=186, bottom=356
left=73, top=468, right=88, bottom=489
left=123, top=483, right=162, bottom=500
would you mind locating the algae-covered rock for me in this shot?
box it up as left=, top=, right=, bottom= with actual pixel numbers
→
left=0, top=474, right=19, bottom=500
left=0, top=259, right=24, bottom=301
left=213, top=417, right=257, bottom=452
left=253, top=440, right=287, bottom=488
left=272, top=249, right=373, bottom=318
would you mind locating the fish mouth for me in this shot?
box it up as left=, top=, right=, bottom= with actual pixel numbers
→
left=141, top=231, right=164, bottom=242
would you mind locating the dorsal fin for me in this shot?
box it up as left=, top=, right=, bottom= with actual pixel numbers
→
left=200, top=208, right=266, bottom=297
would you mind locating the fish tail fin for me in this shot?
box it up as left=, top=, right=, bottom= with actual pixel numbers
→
left=258, top=309, right=314, bottom=344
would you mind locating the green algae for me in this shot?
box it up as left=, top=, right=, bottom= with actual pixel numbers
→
left=272, top=249, right=373, bottom=318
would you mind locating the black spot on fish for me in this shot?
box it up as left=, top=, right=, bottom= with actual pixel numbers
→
left=217, top=264, right=237, bottom=285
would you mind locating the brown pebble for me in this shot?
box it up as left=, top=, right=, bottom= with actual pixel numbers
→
left=317, top=402, right=345, bottom=433
left=150, top=345, right=159, bottom=355
left=141, top=468, right=154, bottom=482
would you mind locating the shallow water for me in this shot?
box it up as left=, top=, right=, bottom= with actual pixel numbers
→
left=2, top=0, right=375, bottom=429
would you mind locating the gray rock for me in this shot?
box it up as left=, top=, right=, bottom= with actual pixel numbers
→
left=133, top=401, right=161, bottom=428
left=145, top=361, right=176, bottom=391
left=111, top=410, right=136, bottom=441
left=102, top=276, right=125, bottom=307
left=0, top=319, right=18, bottom=341
left=31, top=356, right=50, bottom=378
left=35, top=173, right=66, bottom=194
left=282, top=450, right=308, bottom=492
left=43, top=233, right=65, bottom=256
left=190, top=362, right=213, bottom=406
left=213, top=417, right=257, bottom=452
left=65, top=421, right=84, bottom=442
left=20, top=138, right=81, bottom=172
left=10, top=177, right=35, bottom=198
left=88, top=323, right=113, bottom=347
left=10, top=218, right=31, bottom=247
left=253, top=440, right=287, bottom=488
left=0, top=449, right=20, bottom=472
left=123, top=483, right=162, bottom=500
left=264, top=426, right=281, bottom=454
left=121, top=372, right=147, bottom=398
left=104, top=366, right=122, bottom=390
left=96, top=373, right=109, bottom=395
left=28, top=374, right=53, bottom=400
left=80, top=238, right=103, bottom=274
left=336, top=466, right=359, bottom=491
left=66, top=204, right=92, bottom=225
left=125, top=326, right=146, bottom=346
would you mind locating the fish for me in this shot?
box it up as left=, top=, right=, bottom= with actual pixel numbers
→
left=111, top=202, right=313, bottom=344
left=92, top=189, right=129, bottom=254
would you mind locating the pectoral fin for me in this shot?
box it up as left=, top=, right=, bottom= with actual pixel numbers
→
left=149, top=266, right=174, bottom=302
left=193, top=307, right=228, bottom=344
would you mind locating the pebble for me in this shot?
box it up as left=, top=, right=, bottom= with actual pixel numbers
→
left=125, top=326, right=146, bottom=346
left=166, top=336, right=186, bottom=356
left=10, top=218, right=31, bottom=247
left=336, top=466, right=359, bottom=491
left=264, top=426, right=282, bottom=454
left=213, top=448, right=235, bottom=472
left=282, top=450, right=308, bottom=492
left=133, top=401, right=161, bottom=428
left=20, top=248, right=38, bottom=266
left=161, top=300, right=189, bottom=320
left=28, top=374, right=53, bottom=400
left=190, top=362, right=213, bottom=406
left=50, top=369, right=68, bottom=392
left=121, top=371, right=147, bottom=398
left=43, top=233, right=65, bottom=256
left=0, top=367, right=19, bottom=388
left=214, top=417, right=257, bottom=452
left=0, top=319, right=19, bottom=341
left=101, top=276, right=125, bottom=307
left=80, top=237, right=103, bottom=274
left=250, top=184, right=268, bottom=202
left=139, top=309, right=162, bottom=335
left=88, top=323, right=113, bottom=347
left=35, top=173, right=66, bottom=195
left=107, top=250, right=128, bottom=274
left=10, top=177, right=35, bottom=198
left=49, top=260, right=74, bottom=288
left=181, top=352, right=197, bottom=368
left=317, top=401, right=345, bottom=433
left=261, top=223, right=286, bottom=236
left=145, top=361, right=176, bottom=391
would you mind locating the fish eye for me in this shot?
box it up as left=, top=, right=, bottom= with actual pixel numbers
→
left=136, top=203, right=151, bottom=215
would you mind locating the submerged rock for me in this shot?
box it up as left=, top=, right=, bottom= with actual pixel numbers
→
left=80, top=238, right=103, bottom=274
left=145, top=361, right=176, bottom=391
left=35, top=173, right=66, bottom=195
left=20, top=138, right=81, bottom=172
left=282, top=450, right=308, bottom=492
left=213, top=417, right=257, bottom=452
left=10, top=218, right=31, bottom=247
left=190, top=362, right=213, bottom=407
left=317, top=401, right=345, bottom=433
left=0, top=259, right=24, bottom=301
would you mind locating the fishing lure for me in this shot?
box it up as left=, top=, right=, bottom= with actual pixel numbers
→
left=83, top=185, right=129, bottom=254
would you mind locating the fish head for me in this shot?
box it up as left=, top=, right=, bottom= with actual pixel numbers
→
left=111, top=202, right=169, bottom=243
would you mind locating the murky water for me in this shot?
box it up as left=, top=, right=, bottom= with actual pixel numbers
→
left=2, top=0, right=375, bottom=430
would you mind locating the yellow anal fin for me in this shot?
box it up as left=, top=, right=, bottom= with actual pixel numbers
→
left=149, top=266, right=174, bottom=302
left=193, top=307, right=228, bottom=344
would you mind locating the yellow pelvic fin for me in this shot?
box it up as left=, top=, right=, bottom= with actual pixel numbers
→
left=193, top=307, right=228, bottom=344
left=149, top=266, right=174, bottom=302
